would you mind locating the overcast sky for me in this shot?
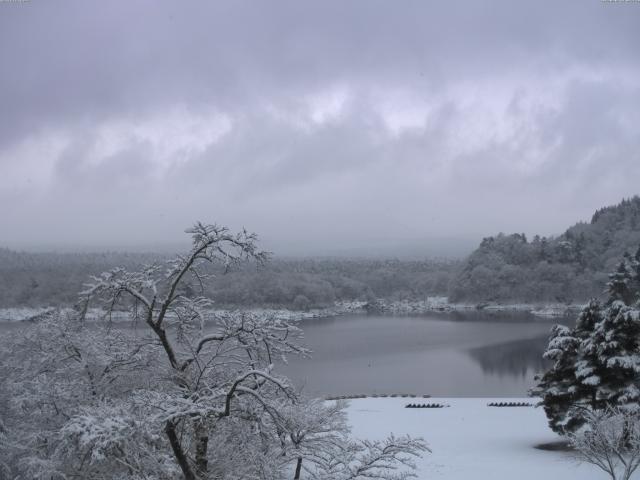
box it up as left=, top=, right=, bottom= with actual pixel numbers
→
left=1, top=0, right=639, bottom=256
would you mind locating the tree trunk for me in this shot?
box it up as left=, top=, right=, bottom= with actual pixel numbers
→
left=165, top=420, right=197, bottom=480
left=149, top=322, right=180, bottom=370
left=294, top=457, right=303, bottom=479
left=194, top=420, right=209, bottom=477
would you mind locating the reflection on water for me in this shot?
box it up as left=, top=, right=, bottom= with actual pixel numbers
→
left=467, top=336, right=551, bottom=378
left=439, top=310, right=543, bottom=323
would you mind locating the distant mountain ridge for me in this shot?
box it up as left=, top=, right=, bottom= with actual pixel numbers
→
left=449, top=196, right=640, bottom=303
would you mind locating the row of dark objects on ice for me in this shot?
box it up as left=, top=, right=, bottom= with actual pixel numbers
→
left=405, top=403, right=448, bottom=409
left=405, top=401, right=533, bottom=409
left=326, top=394, right=431, bottom=400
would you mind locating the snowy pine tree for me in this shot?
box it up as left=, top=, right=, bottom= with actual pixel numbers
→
left=535, top=250, right=640, bottom=435
left=606, top=259, right=636, bottom=306
left=588, top=301, right=640, bottom=406
left=533, top=301, right=601, bottom=434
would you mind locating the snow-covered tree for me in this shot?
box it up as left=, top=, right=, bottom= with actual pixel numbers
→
left=77, top=223, right=309, bottom=479
left=587, top=301, right=640, bottom=405
left=327, top=434, right=428, bottom=480
left=280, top=398, right=428, bottom=480
left=0, top=310, right=169, bottom=479
left=0, top=414, right=10, bottom=480
left=281, top=398, right=350, bottom=479
left=535, top=249, right=640, bottom=435
left=606, top=258, right=637, bottom=306
left=0, top=222, right=428, bottom=480
left=570, top=408, right=640, bottom=480
left=533, top=322, right=585, bottom=434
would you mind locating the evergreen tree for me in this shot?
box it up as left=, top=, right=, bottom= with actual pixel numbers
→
left=535, top=250, right=640, bottom=435
left=573, top=300, right=607, bottom=412
left=607, top=258, right=635, bottom=306
left=588, top=301, right=640, bottom=406
left=533, top=301, right=602, bottom=434
left=533, top=323, right=582, bottom=434
left=631, top=246, right=640, bottom=291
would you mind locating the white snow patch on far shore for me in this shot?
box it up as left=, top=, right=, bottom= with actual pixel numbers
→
left=0, top=298, right=583, bottom=324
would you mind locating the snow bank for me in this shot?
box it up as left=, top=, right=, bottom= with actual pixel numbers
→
left=0, top=299, right=583, bottom=324
left=209, top=301, right=367, bottom=322
left=368, top=298, right=585, bottom=318
left=346, top=397, right=600, bottom=479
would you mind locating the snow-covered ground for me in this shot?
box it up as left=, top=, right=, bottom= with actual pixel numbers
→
left=346, top=397, right=602, bottom=479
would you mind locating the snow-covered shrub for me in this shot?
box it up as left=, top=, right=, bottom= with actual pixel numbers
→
left=570, top=407, right=640, bottom=480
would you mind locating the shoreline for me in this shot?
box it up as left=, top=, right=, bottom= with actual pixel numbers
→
left=0, top=302, right=367, bottom=323
left=0, top=297, right=584, bottom=323
left=366, top=297, right=585, bottom=318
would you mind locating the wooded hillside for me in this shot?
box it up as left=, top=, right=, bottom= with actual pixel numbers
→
left=449, top=197, right=640, bottom=303
left=0, top=249, right=457, bottom=309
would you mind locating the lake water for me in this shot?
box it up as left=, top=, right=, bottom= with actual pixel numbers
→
left=278, top=312, right=569, bottom=397
left=0, top=311, right=571, bottom=397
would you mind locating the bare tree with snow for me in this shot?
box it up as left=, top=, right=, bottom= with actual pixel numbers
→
left=281, top=398, right=428, bottom=480
left=79, top=222, right=307, bottom=479
left=0, top=222, right=428, bottom=480
left=570, top=407, right=640, bottom=480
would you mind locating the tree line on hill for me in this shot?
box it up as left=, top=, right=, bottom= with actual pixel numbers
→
left=449, top=197, right=640, bottom=304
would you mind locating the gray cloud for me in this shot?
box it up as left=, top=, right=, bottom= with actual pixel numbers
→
left=1, top=0, right=640, bottom=255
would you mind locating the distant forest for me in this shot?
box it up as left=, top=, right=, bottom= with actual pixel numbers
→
left=0, top=249, right=457, bottom=310
left=449, top=197, right=640, bottom=303
left=3, top=197, right=640, bottom=309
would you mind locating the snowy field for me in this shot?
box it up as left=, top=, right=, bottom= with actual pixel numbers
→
left=346, top=398, right=604, bottom=480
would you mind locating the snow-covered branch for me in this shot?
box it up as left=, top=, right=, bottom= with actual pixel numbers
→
left=570, top=407, right=640, bottom=480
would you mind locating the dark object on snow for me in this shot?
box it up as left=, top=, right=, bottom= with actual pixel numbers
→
left=534, top=441, right=573, bottom=452
left=405, top=403, right=447, bottom=409
left=487, top=401, right=532, bottom=407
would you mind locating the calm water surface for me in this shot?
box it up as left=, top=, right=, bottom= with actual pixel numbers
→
left=278, top=312, right=570, bottom=397
left=0, top=312, right=572, bottom=397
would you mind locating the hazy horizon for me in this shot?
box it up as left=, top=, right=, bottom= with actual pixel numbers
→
left=1, top=234, right=477, bottom=259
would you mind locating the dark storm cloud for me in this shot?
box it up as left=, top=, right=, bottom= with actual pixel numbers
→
left=1, top=0, right=640, bottom=253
